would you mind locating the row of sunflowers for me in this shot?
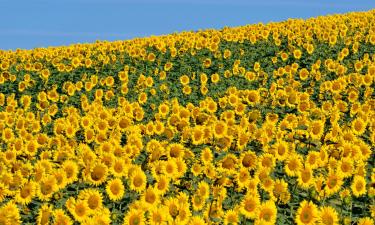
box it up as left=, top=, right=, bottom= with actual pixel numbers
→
left=0, top=8, right=374, bottom=225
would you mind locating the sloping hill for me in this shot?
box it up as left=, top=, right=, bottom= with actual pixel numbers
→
left=0, top=9, right=374, bottom=225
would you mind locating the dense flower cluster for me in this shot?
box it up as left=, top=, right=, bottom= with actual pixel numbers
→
left=0, top=9, right=374, bottom=225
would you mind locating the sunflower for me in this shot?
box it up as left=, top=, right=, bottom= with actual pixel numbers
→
left=240, top=151, right=257, bottom=170
left=70, top=200, right=89, bottom=222
left=37, top=176, right=57, bottom=201
left=295, top=200, right=318, bottom=225
left=299, top=68, right=309, bottom=81
left=163, top=159, right=179, bottom=178
left=294, top=49, right=302, bottom=59
left=165, top=197, right=180, bottom=219
left=53, top=209, right=73, bottom=225
left=351, top=175, right=367, bottom=197
left=148, top=206, right=168, bottom=225
left=318, top=206, right=339, bottom=225
left=191, top=126, right=205, bottom=145
left=297, top=166, right=314, bottom=189
left=224, top=209, right=239, bottom=225
left=196, top=181, right=210, bottom=200
left=175, top=202, right=191, bottom=224
left=337, top=158, right=353, bottom=178
left=274, top=140, right=289, bottom=161
left=106, top=178, right=125, bottom=201
left=164, top=62, right=173, bottom=71
left=255, top=200, right=277, bottom=225
left=154, top=175, right=170, bottom=195
left=309, top=120, right=324, bottom=140
left=130, top=169, right=147, bottom=193
left=158, top=103, right=170, bottom=118
left=324, top=172, right=343, bottom=197
left=211, top=73, right=220, bottom=84
left=2, top=127, right=14, bottom=143
left=357, top=217, right=374, bottom=225
left=305, top=151, right=320, bottom=170
left=111, top=159, right=127, bottom=177
left=272, top=179, right=289, bottom=204
left=192, top=194, right=206, bottom=211
left=235, top=167, right=250, bottom=191
left=138, top=92, right=148, bottom=105
left=88, top=162, right=108, bottom=186
left=15, top=181, right=36, bottom=205
left=37, top=204, right=53, bottom=225
left=180, top=75, right=190, bottom=85
left=258, top=153, right=276, bottom=171
left=0, top=200, right=21, bottom=224
left=25, top=140, right=39, bottom=157
left=200, top=147, right=213, bottom=165
left=140, top=187, right=159, bottom=209
left=84, top=129, right=96, bottom=143
left=221, top=154, right=238, bottom=172
left=90, top=213, right=111, bottom=225
left=240, top=194, right=260, bottom=219
left=203, top=58, right=212, bottom=68
left=189, top=216, right=207, bottom=225
left=82, top=189, right=103, bottom=212
left=62, top=160, right=79, bottom=185
left=223, top=49, right=232, bottom=59
left=351, top=117, right=367, bottom=135
left=206, top=100, right=217, bottom=114
left=213, top=121, right=228, bottom=139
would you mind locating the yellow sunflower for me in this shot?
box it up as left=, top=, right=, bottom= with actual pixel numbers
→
left=351, top=117, right=367, bottom=135
left=129, top=169, right=147, bottom=193
left=351, top=175, right=367, bottom=197
left=295, top=200, right=318, bottom=225
left=88, top=162, right=108, bottom=186
left=213, top=121, right=228, bottom=139
left=309, top=120, right=324, bottom=140
left=140, top=187, right=159, bottom=210
left=53, top=209, right=73, bottom=225
left=15, top=181, right=36, bottom=205
left=191, top=126, right=205, bottom=145
left=189, top=215, right=207, bottom=225
left=148, top=206, right=168, bottom=225
left=122, top=208, right=145, bottom=225
left=224, top=209, right=239, bottom=225
left=255, top=200, right=277, bottom=225
left=154, top=175, right=170, bottom=195
left=240, top=194, right=260, bottom=219
left=324, top=172, right=343, bottom=197
left=37, top=204, right=53, bottom=225
left=106, top=178, right=125, bottom=201
left=297, top=166, right=314, bottom=189
left=318, top=206, right=339, bottom=225
left=82, top=189, right=103, bottom=212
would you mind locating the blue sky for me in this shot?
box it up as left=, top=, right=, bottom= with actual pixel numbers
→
left=0, top=0, right=374, bottom=50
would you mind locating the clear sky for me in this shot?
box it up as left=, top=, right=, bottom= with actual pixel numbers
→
left=0, top=0, right=374, bottom=50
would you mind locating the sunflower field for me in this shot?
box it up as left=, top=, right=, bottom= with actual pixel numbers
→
left=0, top=8, right=374, bottom=225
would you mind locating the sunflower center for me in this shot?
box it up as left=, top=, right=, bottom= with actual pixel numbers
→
left=133, top=176, right=143, bottom=187
left=75, top=205, right=86, bottom=217
left=322, top=215, right=334, bottom=225
left=20, top=187, right=31, bottom=198
left=327, top=178, right=337, bottom=188
left=301, top=170, right=311, bottom=183
left=244, top=200, right=256, bottom=212
left=110, top=184, right=120, bottom=195
left=146, top=192, right=155, bottom=203
left=355, top=182, right=363, bottom=191
left=130, top=216, right=140, bottom=225
left=300, top=209, right=312, bottom=223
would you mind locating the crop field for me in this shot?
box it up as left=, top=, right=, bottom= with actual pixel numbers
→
left=0, top=9, right=374, bottom=225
